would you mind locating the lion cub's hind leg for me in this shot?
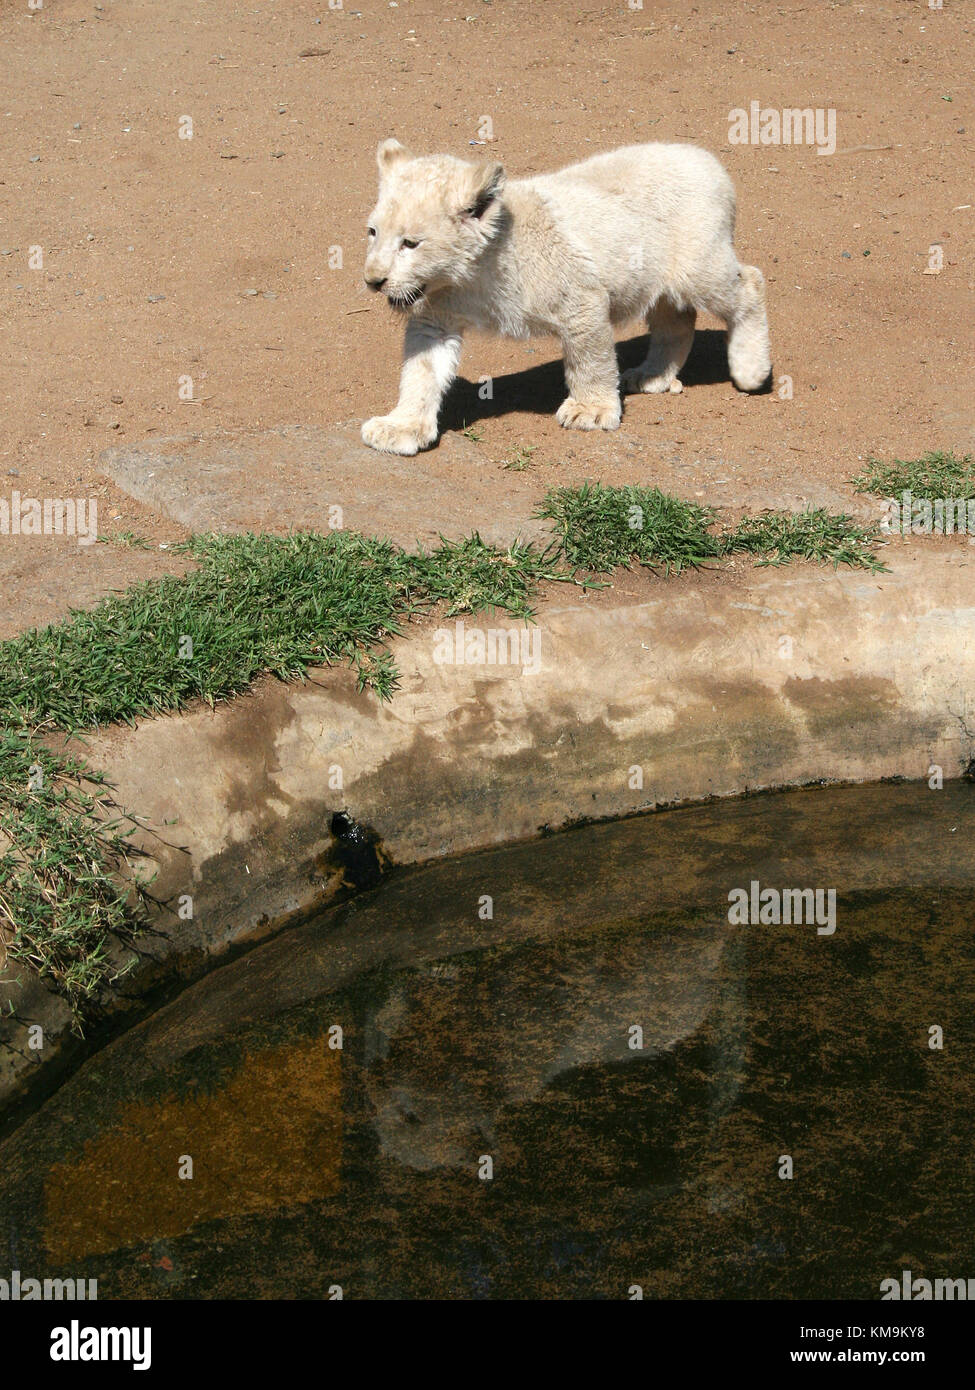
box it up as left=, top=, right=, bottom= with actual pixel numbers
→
left=725, top=265, right=772, bottom=392
left=620, top=299, right=697, bottom=397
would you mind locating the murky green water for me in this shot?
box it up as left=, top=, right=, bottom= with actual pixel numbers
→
left=2, top=782, right=974, bottom=1299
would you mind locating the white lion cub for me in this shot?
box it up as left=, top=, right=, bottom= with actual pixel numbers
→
left=361, top=139, right=771, bottom=455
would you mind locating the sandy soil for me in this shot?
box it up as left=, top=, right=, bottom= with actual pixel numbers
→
left=1, top=0, right=973, bottom=628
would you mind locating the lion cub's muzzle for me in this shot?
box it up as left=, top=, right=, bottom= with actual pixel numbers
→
left=386, top=285, right=427, bottom=311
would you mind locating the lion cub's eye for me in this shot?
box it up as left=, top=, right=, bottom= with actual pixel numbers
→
left=400, top=238, right=421, bottom=250
left=367, top=226, right=376, bottom=238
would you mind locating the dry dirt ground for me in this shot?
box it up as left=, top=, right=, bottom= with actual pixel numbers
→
left=1, top=0, right=973, bottom=638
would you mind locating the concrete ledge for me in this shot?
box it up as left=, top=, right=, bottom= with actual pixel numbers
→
left=100, top=423, right=552, bottom=548
left=2, top=542, right=974, bottom=1120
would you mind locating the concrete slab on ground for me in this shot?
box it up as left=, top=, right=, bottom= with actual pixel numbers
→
left=100, top=422, right=552, bottom=549
left=100, top=421, right=883, bottom=552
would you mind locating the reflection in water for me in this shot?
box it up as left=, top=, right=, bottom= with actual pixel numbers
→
left=1, top=782, right=974, bottom=1299
left=364, top=923, right=727, bottom=1173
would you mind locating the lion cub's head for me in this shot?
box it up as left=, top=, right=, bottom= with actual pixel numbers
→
left=364, top=139, right=506, bottom=311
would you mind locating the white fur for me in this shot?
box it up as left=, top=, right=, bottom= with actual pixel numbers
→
left=362, top=139, right=772, bottom=455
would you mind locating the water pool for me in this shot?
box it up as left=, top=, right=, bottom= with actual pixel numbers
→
left=2, top=781, right=973, bottom=1299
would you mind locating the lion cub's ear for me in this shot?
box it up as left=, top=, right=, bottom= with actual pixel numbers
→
left=377, top=138, right=412, bottom=176
left=461, top=160, right=506, bottom=220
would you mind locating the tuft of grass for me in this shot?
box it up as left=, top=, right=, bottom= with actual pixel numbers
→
left=0, top=730, right=144, bottom=1023
left=502, top=446, right=536, bottom=472
left=851, top=451, right=975, bottom=501
left=98, top=531, right=153, bottom=550
left=724, top=508, right=887, bottom=572
left=536, top=481, right=723, bottom=574
left=412, top=533, right=573, bottom=620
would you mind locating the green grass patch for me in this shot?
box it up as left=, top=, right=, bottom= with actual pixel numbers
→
left=538, top=482, right=886, bottom=574
left=97, top=530, right=154, bottom=550
left=502, top=446, right=536, bottom=472
left=852, top=451, right=975, bottom=501
left=537, top=482, right=724, bottom=574
left=723, top=508, right=887, bottom=571
left=0, top=530, right=582, bottom=726
left=0, top=730, right=145, bottom=1023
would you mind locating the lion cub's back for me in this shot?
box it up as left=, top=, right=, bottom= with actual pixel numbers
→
left=526, top=142, right=734, bottom=227
left=516, top=143, right=737, bottom=309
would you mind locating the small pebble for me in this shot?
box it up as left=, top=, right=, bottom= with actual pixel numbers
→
left=244, top=288, right=259, bottom=296
left=147, top=294, right=166, bottom=302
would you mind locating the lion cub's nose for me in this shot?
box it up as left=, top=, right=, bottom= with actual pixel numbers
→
left=365, top=276, right=387, bottom=291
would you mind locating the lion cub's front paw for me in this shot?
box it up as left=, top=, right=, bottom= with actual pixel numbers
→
left=556, top=396, right=622, bottom=431
left=361, top=415, right=434, bottom=456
